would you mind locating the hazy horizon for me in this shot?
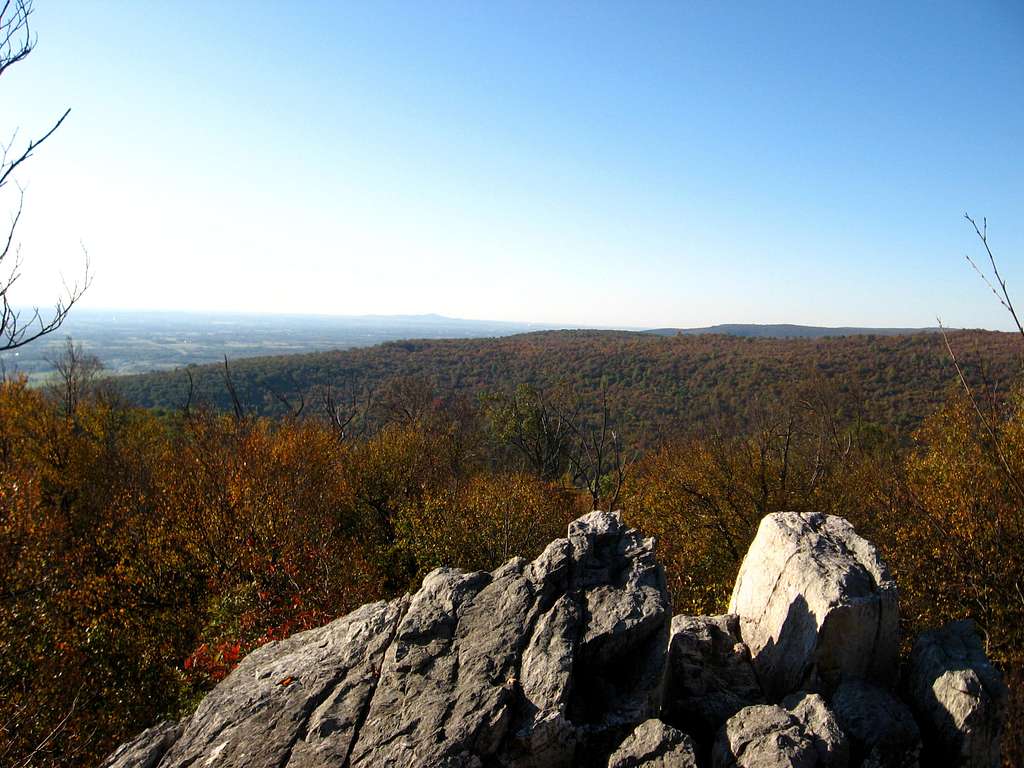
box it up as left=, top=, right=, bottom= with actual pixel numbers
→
left=21, top=305, right=968, bottom=333
left=3, top=1, right=1023, bottom=330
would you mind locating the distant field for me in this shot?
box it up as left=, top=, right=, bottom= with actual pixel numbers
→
left=0, top=310, right=559, bottom=381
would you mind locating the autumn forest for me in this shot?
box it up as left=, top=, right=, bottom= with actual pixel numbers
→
left=2, top=324, right=1024, bottom=765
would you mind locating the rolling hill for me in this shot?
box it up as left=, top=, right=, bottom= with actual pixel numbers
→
left=644, top=324, right=945, bottom=338
left=114, top=329, right=1022, bottom=447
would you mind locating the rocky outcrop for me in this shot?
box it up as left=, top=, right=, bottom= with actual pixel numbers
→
left=159, top=596, right=408, bottom=768
left=121, top=511, right=670, bottom=768
left=728, top=512, right=899, bottom=699
left=105, top=509, right=1008, bottom=768
left=907, top=619, right=1008, bottom=768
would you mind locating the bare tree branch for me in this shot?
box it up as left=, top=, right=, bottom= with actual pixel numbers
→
left=964, top=212, right=1024, bottom=339
left=0, top=0, right=34, bottom=80
left=0, top=107, right=69, bottom=190
left=0, top=246, right=90, bottom=351
left=182, top=367, right=195, bottom=416
left=222, top=356, right=245, bottom=420
left=0, top=1, right=85, bottom=351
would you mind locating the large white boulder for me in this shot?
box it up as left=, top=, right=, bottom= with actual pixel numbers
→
left=728, top=512, right=899, bottom=698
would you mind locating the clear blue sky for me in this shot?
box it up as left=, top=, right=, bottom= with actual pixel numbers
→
left=3, top=1, right=1022, bottom=328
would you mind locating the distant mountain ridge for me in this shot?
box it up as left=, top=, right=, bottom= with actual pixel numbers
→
left=645, top=324, right=946, bottom=338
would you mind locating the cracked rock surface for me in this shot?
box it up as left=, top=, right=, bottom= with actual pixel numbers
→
left=115, top=511, right=669, bottom=768
left=831, top=681, right=921, bottom=768
left=100, top=720, right=182, bottom=768
left=711, top=704, right=821, bottom=768
left=608, top=719, right=699, bottom=767
left=158, top=596, right=408, bottom=768
left=663, top=613, right=763, bottom=748
left=728, top=512, right=899, bottom=699
left=782, top=692, right=850, bottom=768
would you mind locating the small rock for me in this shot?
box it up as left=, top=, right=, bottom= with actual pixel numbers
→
left=607, top=719, right=698, bottom=767
left=831, top=680, right=921, bottom=768
left=712, top=704, right=822, bottom=768
left=782, top=692, right=849, bottom=768
left=663, top=614, right=764, bottom=744
left=907, top=619, right=1007, bottom=768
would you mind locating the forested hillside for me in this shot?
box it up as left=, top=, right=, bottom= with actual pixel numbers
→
left=116, top=329, right=1022, bottom=443
left=6, top=325, right=1024, bottom=765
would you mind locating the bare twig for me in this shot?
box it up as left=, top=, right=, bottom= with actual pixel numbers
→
left=964, top=213, right=1024, bottom=339
left=0, top=0, right=34, bottom=79
left=271, top=381, right=305, bottom=419
left=14, top=683, right=83, bottom=768
left=0, top=107, right=69, bottom=190
left=182, top=367, right=195, bottom=416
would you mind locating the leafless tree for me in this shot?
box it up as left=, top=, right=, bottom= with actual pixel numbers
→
left=483, top=383, right=577, bottom=482
left=1, top=0, right=89, bottom=352
left=46, top=336, right=102, bottom=419
left=221, top=356, right=245, bottom=420
left=560, top=388, right=633, bottom=510
left=373, top=374, right=435, bottom=426
left=270, top=376, right=307, bottom=420
left=322, top=378, right=374, bottom=440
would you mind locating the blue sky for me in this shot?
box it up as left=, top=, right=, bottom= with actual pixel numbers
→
left=2, top=1, right=1022, bottom=328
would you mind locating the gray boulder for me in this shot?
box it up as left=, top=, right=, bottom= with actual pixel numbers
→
left=566, top=511, right=671, bottom=730
left=728, top=512, right=899, bottom=699
left=831, top=680, right=921, bottom=768
left=907, top=619, right=1007, bottom=768
left=607, top=719, right=698, bottom=767
left=712, top=704, right=821, bottom=768
left=119, top=510, right=670, bottom=768
left=782, top=692, right=849, bottom=768
left=663, top=614, right=764, bottom=742
left=348, top=510, right=670, bottom=767
left=100, top=720, right=181, bottom=768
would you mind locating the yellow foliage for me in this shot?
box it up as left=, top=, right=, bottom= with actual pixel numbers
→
left=397, top=472, right=578, bottom=578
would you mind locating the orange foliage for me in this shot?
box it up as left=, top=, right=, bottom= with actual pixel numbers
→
left=2, top=367, right=1024, bottom=766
